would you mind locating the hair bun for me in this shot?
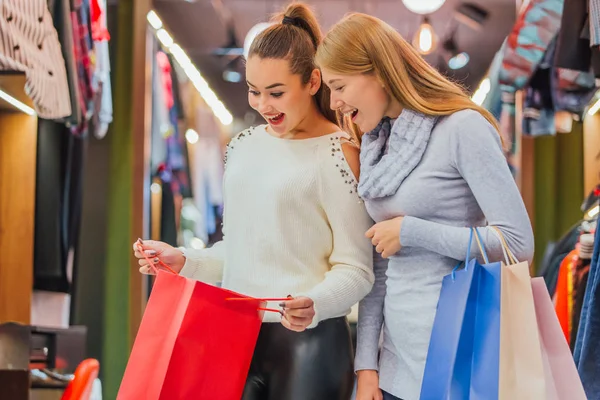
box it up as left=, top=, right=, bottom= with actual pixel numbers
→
left=282, top=15, right=299, bottom=25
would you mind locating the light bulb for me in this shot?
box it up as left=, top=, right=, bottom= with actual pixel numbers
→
left=402, top=0, right=446, bottom=15
left=448, top=52, right=470, bottom=70
left=244, top=22, right=274, bottom=59
left=413, top=19, right=437, bottom=55
left=185, top=129, right=199, bottom=144
left=471, top=78, right=491, bottom=106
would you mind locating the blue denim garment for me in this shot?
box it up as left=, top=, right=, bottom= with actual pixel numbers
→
left=573, top=215, right=600, bottom=399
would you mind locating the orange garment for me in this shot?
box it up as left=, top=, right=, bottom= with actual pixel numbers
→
left=554, top=248, right=579, bottom=343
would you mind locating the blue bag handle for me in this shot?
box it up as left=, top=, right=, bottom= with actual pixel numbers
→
left=451, top=227, right=489, bottom=280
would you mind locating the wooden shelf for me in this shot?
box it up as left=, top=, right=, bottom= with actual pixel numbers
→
left=0, top=72, right=34, bottom=113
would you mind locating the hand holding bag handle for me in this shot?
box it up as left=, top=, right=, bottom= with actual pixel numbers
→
left=451, top=227, right=489, bottom=280
left=489, top=226, right=519, bottom=265
left=136, top=244, right=283, bottom=314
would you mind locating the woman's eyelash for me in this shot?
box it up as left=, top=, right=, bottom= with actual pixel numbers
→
left=271, top=92, right=283, bottom=98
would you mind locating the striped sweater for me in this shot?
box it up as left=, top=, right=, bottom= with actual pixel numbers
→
left=0, top=0, right=71, bottom=119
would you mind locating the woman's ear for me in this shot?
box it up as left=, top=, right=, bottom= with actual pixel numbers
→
left=309, top=68, right=322, bottom=95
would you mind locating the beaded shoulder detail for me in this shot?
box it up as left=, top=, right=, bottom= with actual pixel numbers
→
left=223, top=126, right=256, bottom=167
left=326, top=135, right=362, bottom=202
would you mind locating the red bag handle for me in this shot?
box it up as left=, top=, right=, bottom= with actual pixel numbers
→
left=136, top=243, right=178, bottom=275
left=137, top=243, right=284, bottom=314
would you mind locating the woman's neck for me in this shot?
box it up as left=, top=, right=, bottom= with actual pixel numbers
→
left=385, top=99, right=403, bottom=120
left=287, top=105, right=339, bottom=140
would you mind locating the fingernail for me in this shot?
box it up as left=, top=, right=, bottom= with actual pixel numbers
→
left=279, top=302, right=286, bottom=308
left=279, top=310, right=284, bottom=316
left=287, top=294, right=292, bottom=298
left=147, top=250, right=157, bottom=256
left=154, top=257, right=159, bottom=263
left=137, top=238, right=143, bottom=243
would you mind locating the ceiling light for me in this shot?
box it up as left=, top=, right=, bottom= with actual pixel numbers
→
left=150, top=182, right=162, bottom=194
left=471, top=78, right=491, bottom=105
left=190, top=237, right=206, bottom=249
left=442, top=34, right=469, bottom=70
left=413, top=17, right=437, bottom=55
left=243, top=22, right=274, bottom=59
left=147, top=10, right=233, bottom=126
left=156, top=29, right=173, bottom=48
left=587, top=205, right=599, bottom=219
left=448, top=52, right=470, bottom=69
left=0, top=88, right=36, bottom=115
left=587, top=98, right=600, bottom=115
left=185, top=129, right=199, bottom=144
left=146, top=11, right=162, bottom=30
left=402, top=0, right=446, bottom=15
left=223, top=70, right=242, bottom=83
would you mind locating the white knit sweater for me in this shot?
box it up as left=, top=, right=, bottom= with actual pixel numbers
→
left=179, top=125, right=375, bottom=327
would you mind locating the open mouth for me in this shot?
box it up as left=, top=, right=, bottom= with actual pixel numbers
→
left=343, top=109, right=359, bottom=121
left=266, top=113, right=285, bottom=125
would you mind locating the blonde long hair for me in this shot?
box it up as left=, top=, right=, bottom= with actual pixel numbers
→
left=315, top=13, right=500, bottom=138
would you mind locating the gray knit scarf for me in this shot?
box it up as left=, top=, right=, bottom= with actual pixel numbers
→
left=357, top=109, right=438, bottom=200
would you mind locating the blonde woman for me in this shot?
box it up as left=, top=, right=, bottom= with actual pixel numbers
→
left=316, top=13, right=534, bottom=400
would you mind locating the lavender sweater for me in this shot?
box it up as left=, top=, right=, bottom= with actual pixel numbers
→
left=355, top=110, right=534, bottom=399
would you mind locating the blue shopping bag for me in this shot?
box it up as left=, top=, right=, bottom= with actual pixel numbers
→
left=420, top=228, right=502, bottom=400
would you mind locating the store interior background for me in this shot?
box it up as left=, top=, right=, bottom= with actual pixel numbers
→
left=0, top=0, right=599, bottom=399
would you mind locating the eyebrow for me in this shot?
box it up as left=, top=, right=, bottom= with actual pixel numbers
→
left=246, top=80, right=286, bottom=89
left=327, top=79, right=341, bottom=84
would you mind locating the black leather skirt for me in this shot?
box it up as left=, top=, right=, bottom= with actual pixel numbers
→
left=242, top=317, right=354, bottom=400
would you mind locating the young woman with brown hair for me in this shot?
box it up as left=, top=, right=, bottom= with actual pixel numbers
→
left=135, top=4, right=375, bottom=400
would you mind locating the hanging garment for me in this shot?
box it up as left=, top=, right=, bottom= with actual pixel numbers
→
left=34, top=119, right=86, bottom=292
left=91, top=0, right=112, bottom=139
left=523, top=65, right=555, bottom=136
left=554, top=248, right=578, bottom=344
left=555, top=0, right=600, bottom=77
left=0, top=0, right=71, bottom=118
left=150, top=41, right=170, bottom=174
left=570, top=234, right=594, bottom=350
left=47, top=0, right=82, bottom=127
left=156, top=51, right=174, bottom=111
left=573, top=223, right=600, bottom=399
left=499, top=0, right=564, bottom=100
left=521, top=33, right=596, bottom=136
left=92, top=38, right=112, bottom=139
left=497, top=0, right=564, bottom=173
left=167, top=53, right=185, bottom=121
left=70, top=0, right=95, bottom=136
left=90, top=0, right=109, bottom=42
left=552, top=67, right=597, bottom=119
left=592, top=0, right=600, bottom=45
left=540, top=221, right=585, bottom=295
left=159, top=176, right=178, bottom=247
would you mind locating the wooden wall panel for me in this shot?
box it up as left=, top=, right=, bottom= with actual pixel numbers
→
left=0, top=112, right=37, bottom=324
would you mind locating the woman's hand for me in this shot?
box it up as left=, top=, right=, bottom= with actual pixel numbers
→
left=280, top=297, right=315, bottom=332
left=356, top=370, right=383, bottom=400
left=132, top=239, right=186, bottom=274
left=366, top=216, right=404, bottom=258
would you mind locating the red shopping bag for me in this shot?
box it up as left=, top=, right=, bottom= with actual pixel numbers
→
left=117, top=270, right=266, bottom=400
